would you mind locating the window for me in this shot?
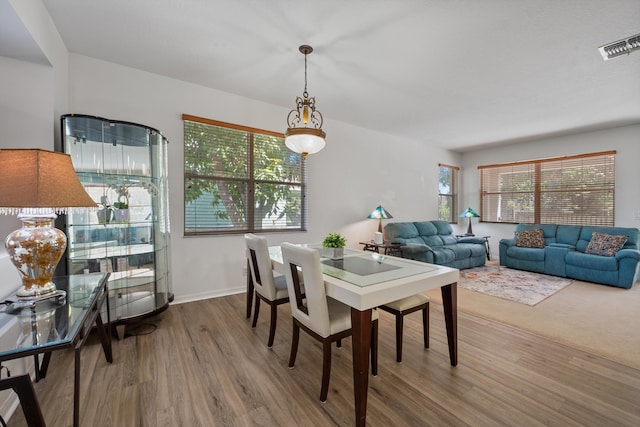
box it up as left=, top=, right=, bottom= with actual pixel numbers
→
left=438, top=163, right=459, bottom=223
left=183, top=114, right=306, bottom=235
left=479, top=151, right=615, bottom=226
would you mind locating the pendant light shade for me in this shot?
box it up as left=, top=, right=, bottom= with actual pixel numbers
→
left=285, top=45, right=326, bottom=158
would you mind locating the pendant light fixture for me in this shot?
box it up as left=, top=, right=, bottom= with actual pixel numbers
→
left=285, top=45, right=326, bottom=158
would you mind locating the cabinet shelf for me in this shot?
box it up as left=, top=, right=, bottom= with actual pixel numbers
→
left=60, top=114, right=172, bottom=331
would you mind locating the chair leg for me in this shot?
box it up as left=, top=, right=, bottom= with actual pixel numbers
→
left=251, top=293, right=260, bottom=328
left=396, top=313, right=404, bottom=363
left=320, top=341, right=332, bottom=402
left=288, top=321, right=300, bottom=368
left=371, top=319, right=378, bottom=376
left=423, top=302, right=430, bottom=349
left=267, top=302, right=277, bottom=348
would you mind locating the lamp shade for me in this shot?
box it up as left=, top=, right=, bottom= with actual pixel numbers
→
left=368, top=205, right=393, bottom=234
left=459, top=207, right=480, bottom=219
left=0, top=149, right=97, bottom=297
left=367, top=205, right=393, bottom=220
left=0, top=149, right=96, bottom=214
left=284, top=128, right=326, bottom=157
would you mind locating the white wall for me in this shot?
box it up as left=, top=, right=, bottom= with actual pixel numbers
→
left=67, top=54, right=461, bottom=302
left=0, top=56, right=56, bottom=295
left=459, top=124, right=640, bottom=258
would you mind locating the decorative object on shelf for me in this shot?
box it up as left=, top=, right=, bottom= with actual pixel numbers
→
left=110, top=184, right=130, bottom=222
left=0, top=149, right=96, bottom=297
left=367, top=205, right=393, bottom=236
left=97, top=195, right=114, bottom=224
left=285, top=45, right=326, bottom=159
left=460, top=207, right=480, bottom=236
left=322, top=231, right=346, bottom=259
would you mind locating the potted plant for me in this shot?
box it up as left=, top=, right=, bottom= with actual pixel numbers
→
left=111, top=185, right=130, bottom=222
left=322, top=232, right=346, bottom=259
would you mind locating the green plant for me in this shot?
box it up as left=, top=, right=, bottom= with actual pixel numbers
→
left=322, top=232, right=346, bottom=248
left=113, top=201, right=128, bottom=209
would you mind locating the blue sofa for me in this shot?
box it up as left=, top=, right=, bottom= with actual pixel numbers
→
left=384, top=220, right=486, bottom=269
left=499, top=224, right=640, bottom=289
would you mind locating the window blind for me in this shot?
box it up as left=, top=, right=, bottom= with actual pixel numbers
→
left=479, top=151, right=615, bottom=226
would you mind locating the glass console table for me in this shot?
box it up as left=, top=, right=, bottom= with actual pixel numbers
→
left=0, top=273, right=112, bottom=427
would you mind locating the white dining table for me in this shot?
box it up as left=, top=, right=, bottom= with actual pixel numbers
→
left=246, top=245, right=460, bottom=427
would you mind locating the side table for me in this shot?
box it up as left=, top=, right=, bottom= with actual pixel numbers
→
left=0, top=273, right=112, bottom=427
left=359, top=241, right=403, bottom=256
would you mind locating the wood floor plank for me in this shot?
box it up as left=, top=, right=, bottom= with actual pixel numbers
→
left=8, top=294, right=640, bottom=427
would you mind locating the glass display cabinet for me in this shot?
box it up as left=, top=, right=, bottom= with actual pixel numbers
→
left=59, top=114, right=172, bottom=331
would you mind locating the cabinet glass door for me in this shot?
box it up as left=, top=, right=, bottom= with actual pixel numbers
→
left=61, top=114, right=172, bottom=326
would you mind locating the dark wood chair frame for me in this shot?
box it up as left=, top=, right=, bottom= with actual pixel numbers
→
left=249, top=248, right=289, bottom=348
left=379, top=300, right=429, bottom=363
left=286, top=262, right=378, bottom=402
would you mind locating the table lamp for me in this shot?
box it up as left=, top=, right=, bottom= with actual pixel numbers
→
left=0, top=149, right=97, bottom=298
left=459, top=207, right=480, bottom=236
left=368, top=205, right=393, bottom=243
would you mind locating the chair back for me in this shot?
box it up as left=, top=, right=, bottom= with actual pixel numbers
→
left=281, top=243, right=332, bottom=337
left=245, top=234, right=278, bottom=300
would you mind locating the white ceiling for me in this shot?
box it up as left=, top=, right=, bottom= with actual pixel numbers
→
left=5, top=0, right=640, bottom=151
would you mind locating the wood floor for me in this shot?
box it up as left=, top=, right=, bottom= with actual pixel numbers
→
left=8, top=293, right=640, bottom=427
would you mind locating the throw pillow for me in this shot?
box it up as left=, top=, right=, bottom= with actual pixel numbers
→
left=515, top=229, right=545, bottom=248
left=585, top=232, right=628, bottom=257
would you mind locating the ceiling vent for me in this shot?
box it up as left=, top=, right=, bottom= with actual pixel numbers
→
left=598, top=33, right=640, bottom=60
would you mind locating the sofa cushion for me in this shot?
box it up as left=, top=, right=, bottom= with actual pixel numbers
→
left=441, top=235, right=458, bottom=245
left=422, top=235, right=444, bottom=247
left=576, top=226, right=639, bottom=253
left=414, top=221, right=438, bottom=237
left=515, top=229, right=545, bottom=248
left=431, top=220, right=454, bottom=236
left=556, top=225, right=582, bottom=246
left=385, top=222, right=420, bottom=240
left=516, top=224, right=558, bottom=245
left=506, top=245, right=545, bottom=261
left=585, top=232, right=628, bottom=257
left=566, top=251, right=618, bottom=271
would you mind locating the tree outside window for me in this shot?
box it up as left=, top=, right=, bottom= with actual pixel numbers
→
left=438, top=164, right=459, bottom=223
left=183, top=115, right=306, bottom=235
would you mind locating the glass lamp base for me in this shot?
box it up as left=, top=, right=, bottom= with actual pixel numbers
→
left=15, top=281, right=57, bottom=298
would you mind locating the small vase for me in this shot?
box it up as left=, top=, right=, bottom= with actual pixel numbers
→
left=323, top=247, right=344, bottom=260
left=114, top=209, right=130, bottom=223
left=97, top=208, right=113, bottom=224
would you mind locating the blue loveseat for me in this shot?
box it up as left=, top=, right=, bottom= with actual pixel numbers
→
left=499, top=224, right=640, bottom=289
left=384, top=220, right=486, bottom=269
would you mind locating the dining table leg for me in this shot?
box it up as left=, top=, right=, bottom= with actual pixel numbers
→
left=246, top=259, right=254, bottom=319
left=441, top=282, right=458, bottom=366
left=350, top=307, right=372, bottom=427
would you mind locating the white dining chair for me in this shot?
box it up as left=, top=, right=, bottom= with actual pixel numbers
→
left=281, top=242, right=378, bottom=402
left=245, top=233, right=290, bottom=348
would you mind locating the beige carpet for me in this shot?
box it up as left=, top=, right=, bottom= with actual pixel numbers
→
left=426, top=265, right=640, bottom=369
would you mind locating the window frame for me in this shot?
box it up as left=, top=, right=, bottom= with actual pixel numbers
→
left=438, top=163, right=459, bottom=223
left=478, top=150, right=616, bottom=226
left=182, top=114, right=307, bottom=236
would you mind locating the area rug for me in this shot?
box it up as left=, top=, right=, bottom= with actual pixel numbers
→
left=459, top=264, right=573, bottom=306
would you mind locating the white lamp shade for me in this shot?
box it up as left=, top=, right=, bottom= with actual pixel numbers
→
left=285, top=130, right=326, bottom=156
